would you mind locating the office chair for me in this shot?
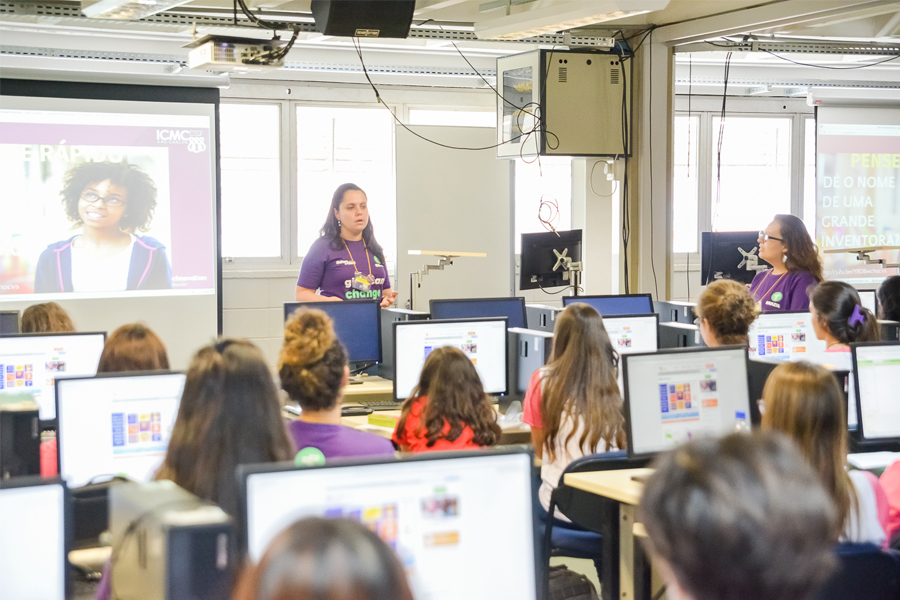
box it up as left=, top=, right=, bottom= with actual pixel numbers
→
left=815, top=542, right=900, bottom=600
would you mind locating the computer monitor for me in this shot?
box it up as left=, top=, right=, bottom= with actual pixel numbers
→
left=393, top=318, right=508, bottom=401
left=603, top=314, right=659, bottom=395
left=747, top=311, right=827, bottom=362
left=563, top=294, right=654, bottom=316
left=56, top=372, right=186, bottom=488
left=520, top=229, right=582, bottom=291
left=700, top=231, right=771, bottom=285
left=623, top=346, right=752, bottom=459
left=0, top=332, right=106, bottom=421
left=240, top=450, right=538, bottom=600
left=284, top=300, right=381, bottom=364
left=430, top=297, right=527, bottom=330
left=0, top=310, right=19, bottom=334
left=858, top=289, right=877, bottom=316
left=0, top=477, right=69, bottom=600
left=852, top=342, right=900, bottom=443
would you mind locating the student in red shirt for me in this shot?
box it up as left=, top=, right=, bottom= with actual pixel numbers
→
left=392, top=346, right=501, bottom=452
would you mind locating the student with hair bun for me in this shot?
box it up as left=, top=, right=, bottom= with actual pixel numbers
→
left=279, top=308, right=394, bottom=459
left=696, top=279, right=756, bottom=347
left=810, top=281, right=881, bottom=352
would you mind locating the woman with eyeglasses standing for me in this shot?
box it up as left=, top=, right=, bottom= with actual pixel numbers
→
left=34, top=161, right=172, bottom=293
left=750, top=214, right=823, bottom=313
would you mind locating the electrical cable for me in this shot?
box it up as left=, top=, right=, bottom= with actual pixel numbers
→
left=614, top=36, right=633, bottom=294
left=687, top=53, right=692, bottom=300
left=652, top=585, right=668, bottom=600
left=705, top=51, right=732, bottom=287
left=761, top=48, right=900, bottom=69
left=589, top=158, right=619, bottom=197
left=647, top=28, right=660, bottom=301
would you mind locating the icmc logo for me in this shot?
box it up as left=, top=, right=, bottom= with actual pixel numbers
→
left=157, top=129, right=207, bottom=153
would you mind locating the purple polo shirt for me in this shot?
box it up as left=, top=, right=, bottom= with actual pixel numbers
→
left=288, top=420, right=395, bottom=459
left=298, top=236, right=391, bottom=301
left=750, top=269, right=819, bottom=312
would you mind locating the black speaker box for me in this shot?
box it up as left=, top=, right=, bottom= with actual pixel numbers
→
left=310, top=0, right=416, bottom=39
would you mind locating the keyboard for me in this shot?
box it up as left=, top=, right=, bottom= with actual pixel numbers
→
left=355, top=398, right=401, bottom=411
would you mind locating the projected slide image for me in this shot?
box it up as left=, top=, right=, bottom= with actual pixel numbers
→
left=0, top=100, right=216, bottom=300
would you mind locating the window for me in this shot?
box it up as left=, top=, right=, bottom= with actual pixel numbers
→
left=219, top=103, right=281, bottom=258
left=514, top=156, right=572, bottom=253
left=296, top=106, right=396, bottom=267
left=408, top=109, right=495, bottom=128
left=710, top=116, right=792, bottom=232
left=673, top=115, right=699, bottom=253
left=803, top=117, right=816, bottom=236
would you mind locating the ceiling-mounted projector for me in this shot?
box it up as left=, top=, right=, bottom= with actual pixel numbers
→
left=184, top=35, right=288, bottom=72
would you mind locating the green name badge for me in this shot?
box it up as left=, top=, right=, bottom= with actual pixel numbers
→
left=294, top=447, right=326, bottom=467
left=771, top=292, right=783, bottom=302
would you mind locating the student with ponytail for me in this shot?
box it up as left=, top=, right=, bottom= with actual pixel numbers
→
left=810, top=281, right=881, bottom=352
left=696, top=279, right=756, bottom=347
left=279, top=308, right=394, bottom=459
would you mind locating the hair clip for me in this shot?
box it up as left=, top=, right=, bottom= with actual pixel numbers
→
left=848, top=304, right=865, bottom=327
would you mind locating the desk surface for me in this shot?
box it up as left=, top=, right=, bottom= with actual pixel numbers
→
left=342, top=375, right=394, bottom=397
left=563, top=468, right=654, bottom=506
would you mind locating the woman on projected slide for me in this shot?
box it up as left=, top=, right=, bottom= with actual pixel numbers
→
left=34, top=162, right=172, bottom=293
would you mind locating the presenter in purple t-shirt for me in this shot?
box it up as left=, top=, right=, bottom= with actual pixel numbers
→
left=749, top=214, right=823, bottom=313
left=296, top=183, right=398, bottom=307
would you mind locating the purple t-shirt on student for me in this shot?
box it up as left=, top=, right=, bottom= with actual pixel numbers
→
left=288, top=420, right=395, bottom=459
left=749, top=269, right=818, bottom=312
left=298, top=236, right=391, bottom=302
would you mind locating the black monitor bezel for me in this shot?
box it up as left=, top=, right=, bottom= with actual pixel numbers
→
left=0, top=310, right=20, bottom=335
left=429, top=297, right=527, bottom=330
left=392, top=317, right=510, bottom=402
left=700, top=231, right=771, bottom=286
left=601, top=313, right=661, bottom=353
left=622, top=345, right=752, bottom=460
left=519, top=229, right=583, bottom=291
left=563, top=293, right=654, bottom=315
left=54, top=370, right=185, bottom=488
left=284, top=299, right=382, bottom=364
left=238, top=447, right=539, bottom=599
left=0, top=476, right=72, bottom=600
left=851, top=341, right=900, bottom=444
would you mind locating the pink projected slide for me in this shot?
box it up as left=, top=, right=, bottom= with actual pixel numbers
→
left=0, top=105, right=216, bottom=299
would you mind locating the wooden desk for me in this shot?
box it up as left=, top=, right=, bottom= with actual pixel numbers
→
left=342, top=376, right=394, bottom=403
left=564, top=468, right=654, bottom=600
left=339, top=408, right=532, bottom=446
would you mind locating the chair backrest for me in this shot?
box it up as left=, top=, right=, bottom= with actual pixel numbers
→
left=815, top=542, right=900, bottom=600
left=559, top=450, right=650, bottom=481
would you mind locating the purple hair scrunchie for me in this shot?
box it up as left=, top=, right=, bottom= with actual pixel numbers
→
left=848, top=304, right=865, bottom=327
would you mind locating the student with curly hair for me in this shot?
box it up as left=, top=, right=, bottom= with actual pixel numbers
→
left=34, top=161, right=171, bottom=293
left=392, top=346, right=501, bottom=452
left=279, top=308, right=394, bottom=459
left=695, top=279, right=756, bottom=347
left=20, top=302, right=76, bottom=333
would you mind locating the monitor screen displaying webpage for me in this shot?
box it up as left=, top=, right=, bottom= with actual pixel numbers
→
left=243, top=451, right=537, bottom=600
left=0, top=480, right=66, bottom=600
left=603, top=314, right=659, bottom=395
left=854, top=343, right=900, bottom=442
left=0, top=332, right=106, bottom=420
left=393, top=319, right=507, bottom=400
left=56, top=372, right=186, bottom=487
left=624, top=347, right=751, bottom=457
left=747, top=312, right=827, bottom=361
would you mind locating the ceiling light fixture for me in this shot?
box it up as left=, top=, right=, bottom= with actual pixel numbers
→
left=81, top=0, right=193, bottom=20
left=474, top=0, right=669, bottom=40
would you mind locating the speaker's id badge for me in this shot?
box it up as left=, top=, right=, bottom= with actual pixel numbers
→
left=351, top=271, right=374, bottom=291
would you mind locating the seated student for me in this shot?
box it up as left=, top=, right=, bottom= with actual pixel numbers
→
left=810, top=281, right=880, bottom=352
left=392, top=346, right=501, bottom=453
left=20, top=302, right=76, bottom=333
left=881, top=461, right=900, bottom=549
left=762, top=361, right=888, bottom=546
left=96, top=323, right=169, bottom=372
left=523, top=303, right=626, bottom=520
left=877, top=275, right=900, bottom=322
left=695, top=279, right=756, bottom=347
left=97, top=339, right=294, bottom=600
left=640, top=432, right=839, bottom=600
left=279, top=308, right=394, bottom=459
left=233, top=517, right=414, bottom=600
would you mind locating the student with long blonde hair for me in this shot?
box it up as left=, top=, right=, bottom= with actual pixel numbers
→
left=762, top=361, right=888, bottom=545
left=523, top=303, right=626, bottom=518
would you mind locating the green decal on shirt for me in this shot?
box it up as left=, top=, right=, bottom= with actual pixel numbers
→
left=771, top=292, right=783, bottom=302
left=295, top=447, right=326, bottom=467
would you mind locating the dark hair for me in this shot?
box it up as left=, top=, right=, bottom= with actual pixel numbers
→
left=61, top=161, right=158, bottom=232
left=20, top=302, right=76, bottom=333
left=541, top=303, right=625, bottom=461
left=696, top=280, right=756, bottom=346
left=233, top=518, right=415, bottom=600
left=278, top=309, right=347, bottom=411
left=97, top=323, right=169, bottom=373
left=774, top=214, right=823, bottom=282
left=398, top=346, right=501, bottom=448
left=810, top=281, right=880, bottom=344
left=319, top=183, right=386, bottom=266
left=640, top=432, right=838, bottom=600
left=157, top=339, right=294, bottom=517
left=877, top=275, right=900, bottom=321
